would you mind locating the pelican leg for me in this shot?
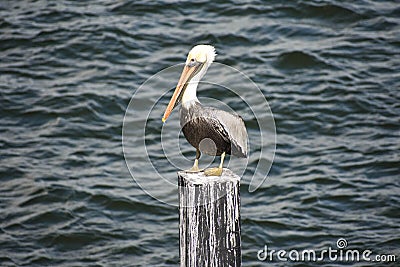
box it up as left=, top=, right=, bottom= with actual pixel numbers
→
left=186, top=149, right=202, bottom=173
left=204, top=152, right=225, bottom=176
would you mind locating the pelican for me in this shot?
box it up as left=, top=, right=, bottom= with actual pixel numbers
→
left=162, top=45, right=248, bottom=176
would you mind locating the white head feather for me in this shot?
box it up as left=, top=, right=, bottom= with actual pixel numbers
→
left=181, top=45, right=217, bottom=104
left=186, top=44, right=217, bottom=67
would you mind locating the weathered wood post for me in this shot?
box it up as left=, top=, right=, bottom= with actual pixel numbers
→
left=178, top=168, right=241, bottom=267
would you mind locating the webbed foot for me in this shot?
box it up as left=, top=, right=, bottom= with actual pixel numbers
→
left=185, top=159, right=202, bottom=173
left=204, top=167, right=223, bottom=176
left=185, top=166, right=202, bottom=173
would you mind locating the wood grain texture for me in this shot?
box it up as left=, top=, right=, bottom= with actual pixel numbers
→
left=178, top=169, right=241, bottom=267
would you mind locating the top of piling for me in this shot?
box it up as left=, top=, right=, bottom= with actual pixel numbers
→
left=178, top=168, right=240, bottom=185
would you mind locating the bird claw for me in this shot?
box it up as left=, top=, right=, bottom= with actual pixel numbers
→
left=185, top=166, right=202, bottom=173
left=204, top=167, right=223, bottom=176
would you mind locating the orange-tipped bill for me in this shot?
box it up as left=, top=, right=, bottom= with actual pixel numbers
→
left=162, top=64, right=201, bottom=122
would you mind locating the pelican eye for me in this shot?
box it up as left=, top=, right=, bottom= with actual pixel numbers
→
left=187, top=58, right=197, bottom=67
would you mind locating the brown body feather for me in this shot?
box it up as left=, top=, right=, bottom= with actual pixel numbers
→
left=180, top=101, right=248, bottom=157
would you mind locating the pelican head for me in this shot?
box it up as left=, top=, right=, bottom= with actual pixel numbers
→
left=185, top=44, right=216, bottom=71
left=162, top=45, right=216, bottom=122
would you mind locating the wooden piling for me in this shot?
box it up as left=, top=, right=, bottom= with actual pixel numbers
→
left=178, top=168, right=241, bottom=267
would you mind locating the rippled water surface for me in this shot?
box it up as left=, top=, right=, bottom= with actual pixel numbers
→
left=1, top=1, right=399, bottom=266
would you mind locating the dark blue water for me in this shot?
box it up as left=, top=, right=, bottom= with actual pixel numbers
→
left=1, top=1, right=399, bottom=266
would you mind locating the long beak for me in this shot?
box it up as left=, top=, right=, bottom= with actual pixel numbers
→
left=162, top=63, right=202, bottom=122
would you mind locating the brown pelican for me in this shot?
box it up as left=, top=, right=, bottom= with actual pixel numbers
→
left=162, top=45, right=248, bottom=176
